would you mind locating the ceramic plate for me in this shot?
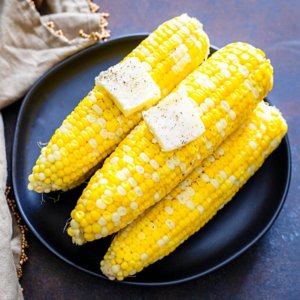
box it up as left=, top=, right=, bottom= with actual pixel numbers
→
left=12, top=35, right=291, bottom=285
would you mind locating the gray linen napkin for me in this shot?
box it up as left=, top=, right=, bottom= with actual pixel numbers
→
left=0, top=1, right=109, bottom=299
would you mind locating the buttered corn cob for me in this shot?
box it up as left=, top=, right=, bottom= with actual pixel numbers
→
left=101, top=101, right=288, bottom=280
left=68, top=42, right=273, bottom=245
left=28, top=14, right=210, bottom=193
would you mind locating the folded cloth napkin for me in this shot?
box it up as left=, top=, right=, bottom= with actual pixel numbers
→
left=0, top=1, right=109, bottom=299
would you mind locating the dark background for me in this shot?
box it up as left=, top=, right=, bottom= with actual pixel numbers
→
left=3, top=0, right=300, bottom=299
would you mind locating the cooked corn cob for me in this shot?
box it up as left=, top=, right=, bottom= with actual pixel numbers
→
left=28, top=14, right=210, bottom=193
left=68, top=42, right=273, bottom=245
left=101, top=101, right=288, bottom=280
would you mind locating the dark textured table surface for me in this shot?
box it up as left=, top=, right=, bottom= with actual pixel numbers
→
left=3, top=0, right=300, bottom=299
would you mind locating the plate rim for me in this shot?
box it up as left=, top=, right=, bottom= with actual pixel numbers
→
left=12, top=34, right=292, bottom=286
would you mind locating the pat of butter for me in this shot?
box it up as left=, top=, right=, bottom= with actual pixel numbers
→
left=143, top=92, right=205, bottom=151
left=95, top=57, right=161, bottom=116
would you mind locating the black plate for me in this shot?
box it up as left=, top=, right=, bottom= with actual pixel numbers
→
left=13, top=35, right=291, bottom=286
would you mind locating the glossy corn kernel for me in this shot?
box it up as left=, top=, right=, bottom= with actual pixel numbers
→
left=28, top=14, right=210, bottom=193
left=101, top=101, right=288, bottom=280
left=68, top=42, right=273, bottom=245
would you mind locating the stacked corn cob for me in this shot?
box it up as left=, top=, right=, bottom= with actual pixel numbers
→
left=28, top=14, right=210, bottom=193
left=67, top=42, right=273, bottom=245
left=100, top=101, right=288, bottom=280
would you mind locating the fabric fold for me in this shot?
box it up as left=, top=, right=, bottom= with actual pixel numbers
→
left=0, top=115, right=23, bottom=300
left=0, top=0, right=110, bottom=108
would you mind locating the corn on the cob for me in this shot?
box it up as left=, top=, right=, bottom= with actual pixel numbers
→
left=100, top=101, right=288, bottom=280
left=68, top=42, right=273, bottom=245
left=28, top=14, right=210, bottom=193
